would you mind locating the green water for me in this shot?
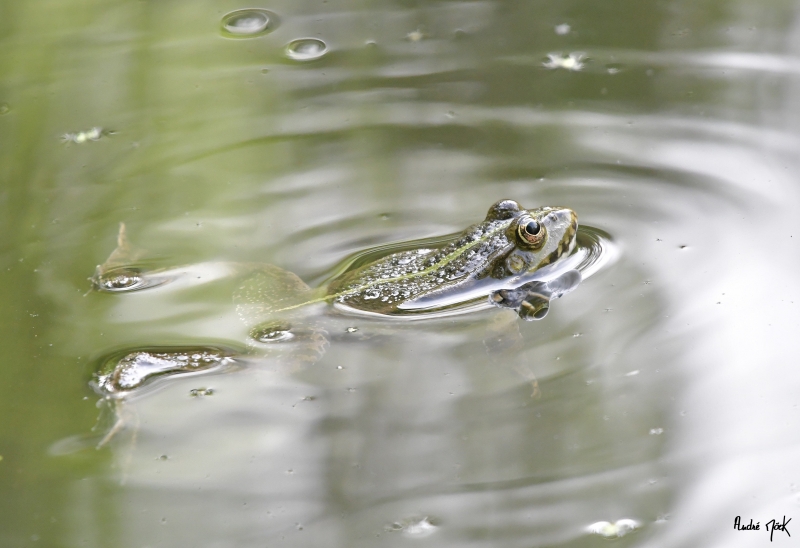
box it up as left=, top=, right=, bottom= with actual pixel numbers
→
left=3, top=0, right=800, bottom=546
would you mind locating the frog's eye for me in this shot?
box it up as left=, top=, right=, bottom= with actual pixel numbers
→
left=516, top=216, right=546, bottom=248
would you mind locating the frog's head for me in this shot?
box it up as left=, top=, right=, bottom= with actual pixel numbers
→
left=484, top=199, right=579, bottom=279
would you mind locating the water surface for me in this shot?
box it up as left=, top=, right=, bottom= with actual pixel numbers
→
left=2, top=1, right=800, bottom=547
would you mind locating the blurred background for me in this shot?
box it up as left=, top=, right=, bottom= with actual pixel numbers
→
left=2, top=0, right=800, bottom=546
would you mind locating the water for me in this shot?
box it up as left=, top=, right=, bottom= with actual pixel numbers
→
left=2, top=1, right=800, bottom=547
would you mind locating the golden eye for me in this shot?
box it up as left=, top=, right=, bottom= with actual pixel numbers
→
left=517, top=217, right=546, bottom=248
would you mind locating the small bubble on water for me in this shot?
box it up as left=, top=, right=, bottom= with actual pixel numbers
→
left=587, top=519, right=639, bottom=538
left=221, top=9, right=275, bottom=37
left=336, top=365, right=344, bottom=370
left=649, top=427, right=664, bottom=435
left=625, top=370, right=640, bottom=376
left=345, top=327, right=358, bottom=333
left=285, top=38, right=328, bottom=61
left=158, top=454, right=169, bottom=461
left=554, top=23, right=571, bottom=35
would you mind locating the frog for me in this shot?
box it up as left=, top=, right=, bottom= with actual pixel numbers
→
left=87, top=200, right=586, bottom=445
left=222, top=199, right=581, bottom=328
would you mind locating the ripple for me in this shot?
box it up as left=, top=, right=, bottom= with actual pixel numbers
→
left=220, top=9, right=277, bottom=38
left=571, top=225, right=618, bottom=279
left=285, top=38, right=328, bottom=62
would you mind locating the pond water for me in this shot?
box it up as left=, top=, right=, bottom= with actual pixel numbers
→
left=2, top=0, right=800, bottom=547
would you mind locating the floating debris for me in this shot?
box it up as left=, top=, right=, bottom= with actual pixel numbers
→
left=554, top=24, right=571, bottom=35
left=61, top=127, right=112, bottom=144
left=543, top=52, right=586, bottom=71
left=189, top=387, right=215, bottom=397
left=587, top=519, right=640, bottom=538
left=386, top=516, right=438, bottom=538
left=406, top=28, right=427, bottom=42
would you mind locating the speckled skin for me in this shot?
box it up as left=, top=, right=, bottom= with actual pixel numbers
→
left=327, top=200, right=578, bottom=315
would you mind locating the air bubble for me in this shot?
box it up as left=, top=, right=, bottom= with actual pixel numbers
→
left=285, top=38, right=328, bottom=61
left=221, top=9, right=277, bottom=37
